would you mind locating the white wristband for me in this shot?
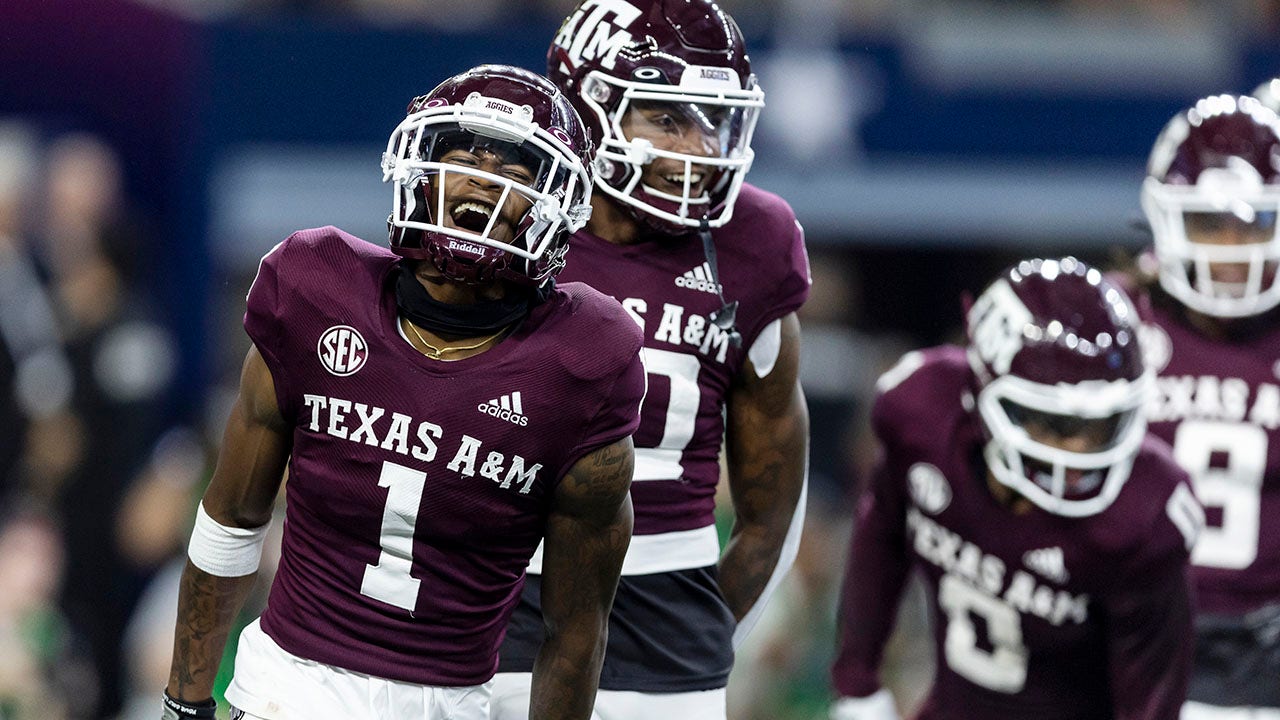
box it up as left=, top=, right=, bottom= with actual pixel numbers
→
left=830, top=689, right=901, bottom=720
left=187, top=502, right=270, bottom=577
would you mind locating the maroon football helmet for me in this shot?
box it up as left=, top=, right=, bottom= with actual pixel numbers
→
left=382, top=64, right=594, bottom=287
left=547, top=0, right=764, bottom=234
left=1141, top=94, right=1280, bottom=317
left=965, top=258, right=1151, bottom=516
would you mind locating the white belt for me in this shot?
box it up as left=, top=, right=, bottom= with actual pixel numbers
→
left=525, top=524, right=720, bottom=576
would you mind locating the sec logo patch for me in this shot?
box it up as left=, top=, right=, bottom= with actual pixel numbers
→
left=318, top=325, right=368, bottom=376
left=1137, top=322, right=1171, bottom=374
left=908, top=462, right=951, bottom=515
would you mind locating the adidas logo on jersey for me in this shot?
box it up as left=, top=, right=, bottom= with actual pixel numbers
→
left=1022, top=546, right=1069, bottom=584
left=478, top=391, right=528, bottom=426
left=674, top=262, right=722, bottom=294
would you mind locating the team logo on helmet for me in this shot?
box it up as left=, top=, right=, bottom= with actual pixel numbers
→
left=967, top=278, right=1033, bottom=378
left=552, top=0, right=643, bottom=74
left=318, top=325, right=368, bottom=376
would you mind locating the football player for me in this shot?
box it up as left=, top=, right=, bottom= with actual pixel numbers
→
left=829, top=257, right=1202, bottom=720
left=1131, top=93, right=1280, bottom=719
left=161, top=65, right=647, bottom=720
left=490, top=1, right=811, bottom=718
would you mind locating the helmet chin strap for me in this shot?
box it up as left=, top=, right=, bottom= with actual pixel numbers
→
left=394, top=265, right=549, bottom=340
left=698, top=218, right=741, bottom=348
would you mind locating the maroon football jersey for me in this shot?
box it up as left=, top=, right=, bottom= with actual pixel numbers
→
left=497, top=184, right=810, bottom=691
left=832, top=346, right=1197, bottom=720
left=1131, top=287, right=1280, bottom=616
left=556, top=183, right=810, bottom=540
left=243, top=227, right=645, bottom=686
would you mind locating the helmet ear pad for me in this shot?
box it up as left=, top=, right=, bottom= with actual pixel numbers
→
left=386, top=177, right=431, bottom=257
left=404, top=176, right=436, bottom=240
left=386, top=175, right=441, bottom=260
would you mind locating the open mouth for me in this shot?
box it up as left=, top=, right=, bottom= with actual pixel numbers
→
left=450, top=200, right=495, bottom=233
left=659, top=171, right=704, bottom=192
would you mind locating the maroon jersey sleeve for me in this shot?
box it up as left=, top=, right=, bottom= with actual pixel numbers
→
left=1104, top=448, right=1199, bottom=720
left=244, top=228, right=395, bottom=421
left=555, top=284, right=646, bottom=475
left=1104, top=558, right=1194, bottom=720
left=244, top=235, right=296, bottom=416
left=830, top=353, right=927, bottom=698
left=831, top=456, right=914, bottom=698
left=728, top=186, right=811, bottom=352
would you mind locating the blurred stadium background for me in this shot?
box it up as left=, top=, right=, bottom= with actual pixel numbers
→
left=1, top=0, right=1278, bottom=718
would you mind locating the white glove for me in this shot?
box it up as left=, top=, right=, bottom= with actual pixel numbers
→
left=830, top=688, right=902, bottom=720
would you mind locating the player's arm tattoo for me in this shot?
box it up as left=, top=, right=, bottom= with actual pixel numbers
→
left=166, top=346, right=291, bottom=702
left=720, top=312, right=809, bottom=621
left=531, top=436, right=635, bottom=720
left=168, top=563, right=258, bottom=698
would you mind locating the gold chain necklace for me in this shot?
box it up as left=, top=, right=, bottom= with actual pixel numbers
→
left=404, top=319, right=507, bottom=360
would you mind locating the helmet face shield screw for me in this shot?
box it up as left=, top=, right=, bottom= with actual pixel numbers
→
left=587, top=79, right=611, bottom=103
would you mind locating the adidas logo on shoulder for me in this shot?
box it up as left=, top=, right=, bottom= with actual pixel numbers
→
left=478, top=391, right=528, bottom=426
left=1022, top=546, right=1069, bottom=584
left=675, top=262, right=722, bottom=294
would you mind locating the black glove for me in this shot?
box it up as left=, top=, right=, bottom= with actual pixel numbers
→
left=161, top=691, right=217, bottom=720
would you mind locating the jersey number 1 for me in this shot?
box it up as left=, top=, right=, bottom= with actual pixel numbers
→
left=360, top=460, right=426, bottom=611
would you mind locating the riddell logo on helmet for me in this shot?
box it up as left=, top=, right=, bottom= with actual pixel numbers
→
left=448, top=239, right=485, bottom=255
